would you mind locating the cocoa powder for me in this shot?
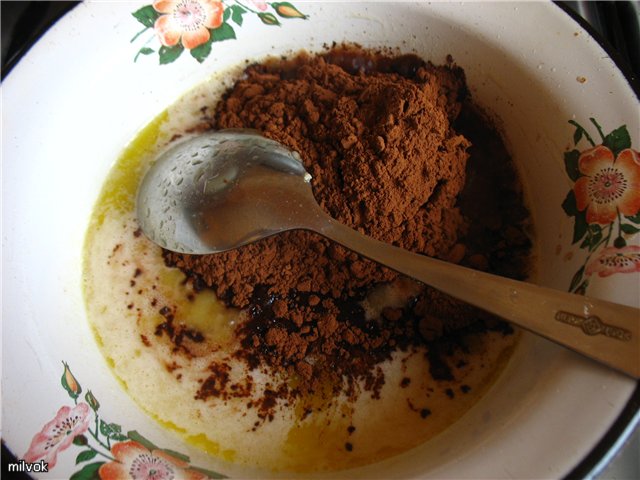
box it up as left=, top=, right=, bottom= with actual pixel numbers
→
left=163, top=46, right=532, bottom=404
left=165, top=47, right=470, bottom=305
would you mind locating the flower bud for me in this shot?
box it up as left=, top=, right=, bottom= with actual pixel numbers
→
left=272, top=2, right=307, bottom=19
left=85, top=390, right=100, bottom=412
left=614, top=236, right=627, bottom=248
left=258, top=12, right=280, bottom=25
left=73, top=434, right=89, bottom=446
left=61, top=361, right=82, bottom=399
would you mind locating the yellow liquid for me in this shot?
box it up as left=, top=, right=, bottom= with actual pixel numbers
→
left=83, top=78, right=519, bottom=474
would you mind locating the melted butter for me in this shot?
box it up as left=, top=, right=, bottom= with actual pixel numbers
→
left=284, top=415, right=353, bottom=470
left=187, top=433, right=237, bottom=463
left=90, top=110, right=168, bottom=228
left=83, top=73, right=521, bottom=474
left=152, top=267, right=237, bottom=343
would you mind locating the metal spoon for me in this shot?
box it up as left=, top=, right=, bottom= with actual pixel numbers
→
left=137, top=129, right=640, bottom=378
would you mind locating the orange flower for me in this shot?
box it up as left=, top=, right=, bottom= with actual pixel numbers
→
left=153, top=0, right=224, bottom=50
left=99, top=440, right=207, bottom=480
left=573, top=146, right=640, bottom=224
left=586, top=245, right=640, bottom=277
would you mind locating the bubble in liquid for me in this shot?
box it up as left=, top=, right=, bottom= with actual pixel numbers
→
left=509, top=289, right=519, bottom=303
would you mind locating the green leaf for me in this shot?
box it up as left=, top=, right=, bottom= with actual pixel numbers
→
left=100, top=420, right=122, bottom=438
left=127, top=430, right=158, bottom=451
left=573, top=126, right=583, bottom=146
left=625, top=212, right=640, bottom=224
left=159, top=44, right=184, bottom=64
left=579, top=235, right=590, bottom=249
left=258, top=12, right=281, bottom=26
left=563, top=149, right=581, bottom=181
left=70, top=462, right=105, bottom=480
left=132, top=5, right=160, bottom=28
left=98, top=420, right=109, bottom=435
left=588, top=228, right=603, bottom=252
left=229, top=4, right=247, bottom=26
left=211, top=22, right=236, bottom=42
left=621, top=223, right=640, bottom=234
left=572, top=211, right=588, bottom=244
left=603, top=125, right=631, bottom=156
left=134, top=46, right=155, bottom=62
left=569, top=266, right=585, bottom=292
left=568, top=119, right=595, bottom=147
left=161, top=448, right=190, bottom=463
left=561, top=190, right=579, bottom=217
left=190, top=23, right=236, bottom=63
left=76, top=450, right=98, bottom=465
left=190, top=38, right=212, bottom=63
left=579, top=225, right=601, bottom=250
left=588, top=224, right=602, bottom=234
left=589, top=117, right=606, bottom=143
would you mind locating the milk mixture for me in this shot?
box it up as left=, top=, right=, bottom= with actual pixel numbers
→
left=83, top=71, right=520, bottom=473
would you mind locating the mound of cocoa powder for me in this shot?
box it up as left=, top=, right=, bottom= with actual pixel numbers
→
left=162, top=46, right=532, bottom=402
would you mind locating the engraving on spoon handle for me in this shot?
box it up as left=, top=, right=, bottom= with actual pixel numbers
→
left=318, top=216, right=640, bottom=378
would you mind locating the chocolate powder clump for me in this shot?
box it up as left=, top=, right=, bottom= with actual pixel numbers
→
left=165, top=48, right=470, bottom=306
left=163, top=46, right=531, bottom=401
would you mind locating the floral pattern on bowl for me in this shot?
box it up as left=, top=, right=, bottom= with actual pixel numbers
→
left=23, top=363, right=226, bottom=480
left=561, top=118, right=640, bottom=293
left=132, top=0, right=307, bottom=64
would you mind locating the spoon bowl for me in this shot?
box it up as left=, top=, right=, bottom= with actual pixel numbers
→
left=137, top=130, right=314, bottom=254
left=137, top=129, right=640, bottom=378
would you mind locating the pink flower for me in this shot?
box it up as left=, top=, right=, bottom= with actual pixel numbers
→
left=99, top=440, right=207, bottom=480
left=586, top=245, right=640, bottom=277
left=153, top=0, right=224, bottom=50
left=251, top=0, right=268, bottom=11
left=573, top=146, right=640, bottom=225
left=23, top=403, right=91, bottom=469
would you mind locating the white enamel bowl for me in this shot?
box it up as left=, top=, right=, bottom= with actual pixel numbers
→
left=3, top=2, right=638, bottom=479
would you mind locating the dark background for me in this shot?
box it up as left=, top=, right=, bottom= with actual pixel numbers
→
left=1, top=1, right=638, bottom=479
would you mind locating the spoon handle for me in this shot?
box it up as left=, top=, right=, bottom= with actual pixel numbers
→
left=318, top=217, right=640, bottom=378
